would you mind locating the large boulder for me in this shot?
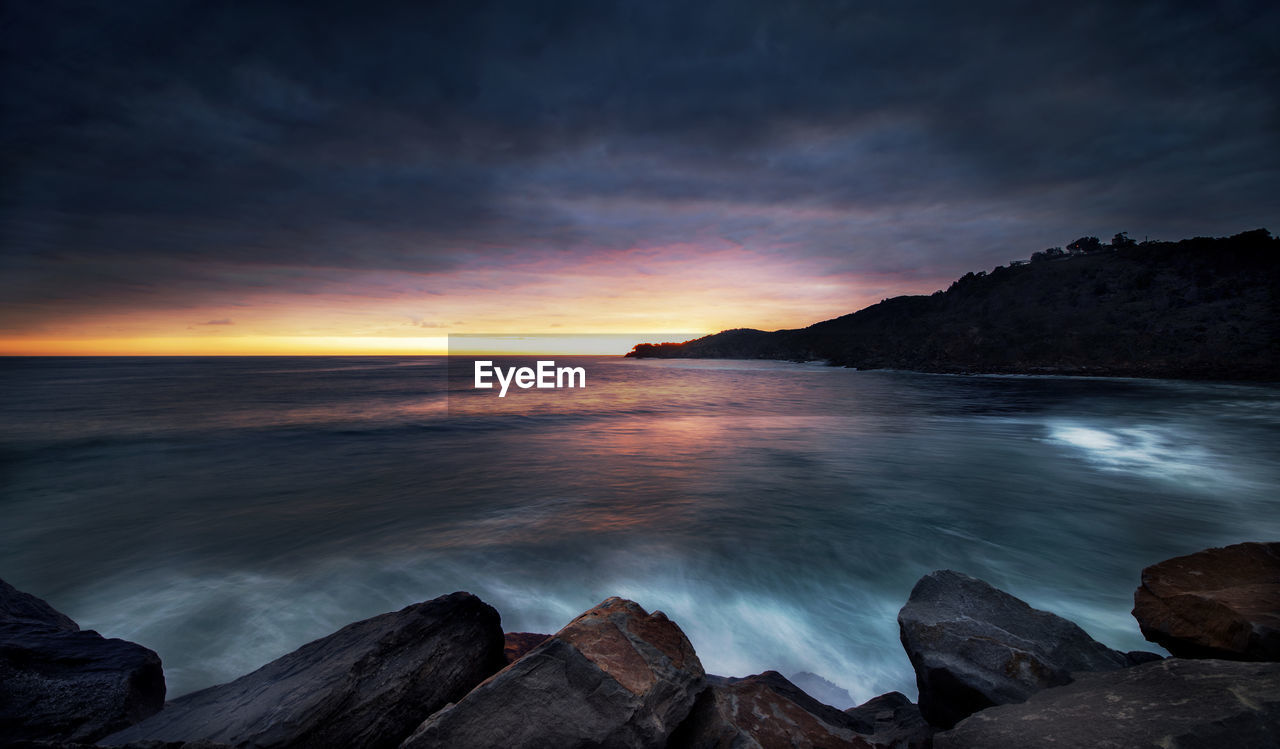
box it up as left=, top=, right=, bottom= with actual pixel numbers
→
left=934, top=658, right=1280, bottom=748
left=104, top=591, right=505, bottom=749
left=668, top=671, right=926, bottom=749
left=898, top=570, right=1136, bottom=728
left=0, top=578, right=166, bottom=744
left=1133, top=541, right=1280, bottom=660
left=401, top=597, right=704, bottom=749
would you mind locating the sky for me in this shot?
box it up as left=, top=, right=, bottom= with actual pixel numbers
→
left=2, top=0, right=1277, bottom=354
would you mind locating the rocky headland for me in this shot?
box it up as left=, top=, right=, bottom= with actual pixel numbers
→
left=627, top=229, right=1280, bottom=381
left=3, top=541, right=1278, bottom=748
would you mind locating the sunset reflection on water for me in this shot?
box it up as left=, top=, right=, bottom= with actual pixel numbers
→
left=2, top=356, right=1278, bottom=702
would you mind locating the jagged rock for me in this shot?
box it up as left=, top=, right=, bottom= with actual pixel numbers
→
left=789, top=671, right=854, bottom=709
left=401, top=597, right=704, bottom=749
left=104, top=592, right=504, bottom=749
left=844, top=692, right=933, bottom=749
left=503, top=631, right=551, bottom=664
left=668, top=671, right=883, bottom=749
left=934, top=658, right=1280, bottom=748
left=1133, top=541, right=1280, bottom=661
left=898, top=570, right=1133, bottom=728
left=0, top=578, right=165, bottom=744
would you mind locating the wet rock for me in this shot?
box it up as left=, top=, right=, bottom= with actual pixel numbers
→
left=402, top=597, right=704, bottom=749
left=104, top=592, right=504, bottom=749
left=844, top=692, right=934, bottom=749
left=934, top=658, right=1280, bottom=748
left=0, top=578, right=165, bottom=744
left=1133, top=541, right=1280, bottom=661
left=898, top=570, right=1132, bottom=728
left=667, top=671, right=881, bottom=749
left=503, top=631, right=551, bottom=664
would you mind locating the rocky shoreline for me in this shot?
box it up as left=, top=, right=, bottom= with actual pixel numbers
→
left=3, top=542, right=1278, bottom=748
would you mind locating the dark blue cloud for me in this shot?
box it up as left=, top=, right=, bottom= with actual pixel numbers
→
left=2, top=0, right=1277, bottom=328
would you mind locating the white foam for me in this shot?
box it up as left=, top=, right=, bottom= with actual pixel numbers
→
left=70, top=553, right=915, bottom=705
left=1045, top=421, right=1225, bottom=486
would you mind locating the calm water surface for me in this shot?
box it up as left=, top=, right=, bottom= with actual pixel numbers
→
left=2, top=356, right=1278, bottom=704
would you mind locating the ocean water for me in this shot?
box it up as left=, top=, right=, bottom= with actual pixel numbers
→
left=2, top=356, right=1278, bottom=705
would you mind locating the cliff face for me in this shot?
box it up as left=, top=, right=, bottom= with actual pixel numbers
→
left=628, top=229, right=1280, bottom=380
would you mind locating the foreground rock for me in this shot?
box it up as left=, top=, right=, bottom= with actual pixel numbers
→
left=1, top=578, right=165, bottom=744
left=668, top=672, right=868, bottom=748
left=669, top=671, right=930, bottom=749
left=899, top=570, right=1140, bottom=728
left=503, top=631, right=551, bottom=664
left=105, top=592, right=504, bottom=749
left=1133, top=541, right=1280, bottom=661
left=934, top=657, right=1280, bottom=748
left=402, top=597, right=704, bottom=749
left=844, top=692, right=933, bottom=749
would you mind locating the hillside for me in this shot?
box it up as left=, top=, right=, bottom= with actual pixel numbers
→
left=627, top=230, right=1280, bottom=380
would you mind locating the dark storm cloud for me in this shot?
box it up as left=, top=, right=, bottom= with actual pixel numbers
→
left=2, top=0, right=1277, bottom=328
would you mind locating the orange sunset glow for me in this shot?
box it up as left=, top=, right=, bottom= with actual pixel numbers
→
left=3, top=244, right=947, bottom=355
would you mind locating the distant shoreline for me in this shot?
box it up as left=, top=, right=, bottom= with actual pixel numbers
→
left=626, top=356, right=1280, bottom=384
left=628, top=230, right=1280, bottom=383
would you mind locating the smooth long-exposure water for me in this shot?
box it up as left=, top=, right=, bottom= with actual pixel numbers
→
left=2, top=356, right=1278, bottom=705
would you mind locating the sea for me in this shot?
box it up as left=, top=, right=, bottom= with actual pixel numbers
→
left=2, top=356, right=1278, bottom=706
